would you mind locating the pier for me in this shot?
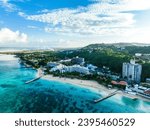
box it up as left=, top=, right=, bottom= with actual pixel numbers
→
left=25, top=68, right=44, bottom=84
left=94, top=90, right=118, bottom=103
left=25, top=76, right=42, bottom=84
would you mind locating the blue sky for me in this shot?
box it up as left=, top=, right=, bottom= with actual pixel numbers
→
left=0, top=0, right=150, bottom=48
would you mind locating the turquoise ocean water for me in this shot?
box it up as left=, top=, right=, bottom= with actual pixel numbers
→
left=0, top=54, right=150, bottom=113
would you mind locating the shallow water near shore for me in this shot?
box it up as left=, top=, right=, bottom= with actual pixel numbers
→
left=0, top=54, right=150, bottom=113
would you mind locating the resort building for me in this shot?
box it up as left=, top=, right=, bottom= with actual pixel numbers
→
left=47, top=62, right=59, bottom=68
left=67, top=65, right=90, bottom=74
left=135, top=53, right=142, bottom=57
left=59, top=59, right=71, bottom=63
left=144, top=89, right=150, bottom=97
left=146, top=78, right=150, bottom=83
left=50, top=64, right=66, bottom=73
left=71, top=56, right=85, bottom=65
left=86, top=64, right=98, bottom=72
left=122, top=59, right=142, bottom=83
left=50, top=64, right=90, bottom=75
left=111, top=80, right=128, bottom=86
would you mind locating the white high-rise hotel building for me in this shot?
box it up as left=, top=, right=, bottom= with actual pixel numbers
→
left=122, top=60, right=142, bottom=83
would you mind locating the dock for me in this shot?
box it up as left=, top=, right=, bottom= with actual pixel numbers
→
left=94, top=90, right=118, bottom=103
left=25, top=76, right=42, bottom=84
left=25, top=68, right=44, bottom=84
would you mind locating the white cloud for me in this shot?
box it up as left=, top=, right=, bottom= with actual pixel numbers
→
left=0, top=28, right=28, bottom=43
left=38, top=9, right=50, bottom=13
left=27, top=25, right=38, bottom=29
left=0, top=0, right=16, bottom=11
left=0, top=0, right=25, bottom=11
left=18, top=0, right=150, bottom=38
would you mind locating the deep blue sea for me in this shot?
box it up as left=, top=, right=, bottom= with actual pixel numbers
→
left=0, top=54, right=150, bottom=113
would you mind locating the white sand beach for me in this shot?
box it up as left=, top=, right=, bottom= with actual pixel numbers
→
left=43, top=74, right=113, bottom=93
left=42, top=74, right=150, bottom=102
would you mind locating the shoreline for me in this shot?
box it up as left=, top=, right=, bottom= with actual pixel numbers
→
left=0, top=54, right=149, bottom=102
left=42, top=75, right=114, bottom=93
left=42, top=74, right=150, bottom=102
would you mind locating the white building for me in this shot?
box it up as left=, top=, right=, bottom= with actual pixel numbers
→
left=135, top=53, right=142, bottom=57
left=59, top=59, right=71, bottom=63
left=47, top=62, right=59, bottom=68
left=50, top=64, right=67, bottom=73
left=122, top=59, right=142, bottom=83
left=71, top=56, right=85, bottom=65
left=87, top=64, right=97, bottom=71
left=67, top=65, right=90, bottom=74
left=50, top=64, right=90, bottom=75
left=146, top=78, right=150, bottom=83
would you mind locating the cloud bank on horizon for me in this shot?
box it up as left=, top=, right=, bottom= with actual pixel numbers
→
left=0, top=0, right=150, bottom=47
left=0, top=28, right=27, bottom=43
